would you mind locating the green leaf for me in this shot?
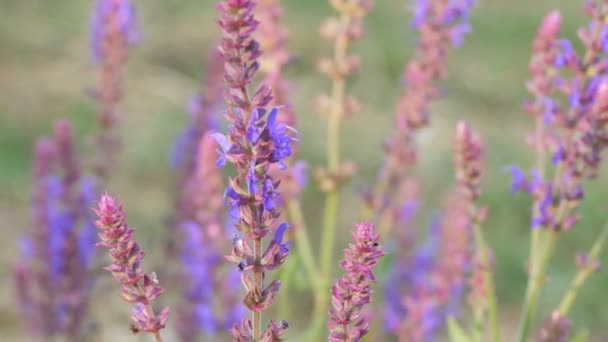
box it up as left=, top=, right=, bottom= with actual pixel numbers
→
left=447, top=317, right=472, bottom=342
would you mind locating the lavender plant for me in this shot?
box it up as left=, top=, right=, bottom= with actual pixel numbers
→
left=214, top=0, right=296, bottom=340
left=15, top=121, right=98, bottom=340
left=169, top=47, right=246, bottom=340
left=90, top=0, right=140, bottom=180
left=14, top=0, right=608, bottom=341
left=512, top=3, right=608, bottom=340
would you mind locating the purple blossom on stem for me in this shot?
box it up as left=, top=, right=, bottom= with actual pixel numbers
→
left=538, top=311, right=570, bottom=342
left=328, top=222, right=384, bottom=342
left=397, top=194, right=472, bottom=341
left=216, top=0, right=296, bottom=340
left=94, top=195, right=169, bottom=340
left=367, top=0, right=475, bottom=236
left=517, top=4, right=608, bottom=233
left=90, top=0, right=139, bottom=180
left=15, top=121, right=99, bottom=340
left=173, top=133, right=245, bottom=340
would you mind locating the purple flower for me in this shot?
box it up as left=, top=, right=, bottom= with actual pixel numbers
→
left=246, top=108, right=265, bottom=144
left=267, top=107, right=296, bottom=169
left=90, top=0, right=140, bottom=63
left=542, top=97, right=556, bottom=124
left=262, top=179, right=277, bottom=210
left=273, top=223, right=290, bottom=254
left=292, top=161, right=309, bottom=189
left=78, top=177, right=98, bottom=268
left=509, top=165, right=528, bottom=193
left=554, top=39, right=574, bottom=67
left=212, top=133, right=230, bottom=167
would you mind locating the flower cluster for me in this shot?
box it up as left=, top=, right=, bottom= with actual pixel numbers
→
left=400, top=0, right=474, bottom=128
left=396, top=194, right=472, bottom=341
left=14, top=121, right=98, bottom=340
left=216, top=0, right=296, bottom=340
left=328, top=222, right=384, bottom=341
left=366, top=0, right=474, bottom=229
left=511, top=3, right=608, bottom=232
left=94, top=195, right=169, bottom=336
left=256, top=0, right=308, bottom=203
left=453, top=122, right=484, bottom=202
left=174, top=133, right=245, bottom=340
left=170, top=49, right=243, bottom=341
left=90, top=0, right=140, bottom=179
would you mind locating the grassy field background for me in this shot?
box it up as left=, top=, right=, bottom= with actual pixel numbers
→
left=1, top=0, right=607, bottom=340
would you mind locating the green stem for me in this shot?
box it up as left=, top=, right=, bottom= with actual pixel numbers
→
left=471, top=211, right=500, bottom=342
left=285, top=198, right=330, bottom=335
left=316, top=7, right=352, bottom=339
left=517, top=230, right=558, bottom=342
left=278, top=256, right=298, bottom=319
left=253, top=238, right=262, bottom=341
left=557, top=222, right=608, bottom=315
left=286, top=199, right=322, bottom=285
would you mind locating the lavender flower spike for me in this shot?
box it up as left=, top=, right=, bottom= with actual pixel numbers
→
left=90, top=0, right=140, bottom=180
left=94, top=195, right=169, bottom=340
left=217, top=0, right=296, bottom=340
left=328, top=222, right=384, bottom=342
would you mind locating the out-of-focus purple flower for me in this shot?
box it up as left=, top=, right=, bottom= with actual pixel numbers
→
left=78, top=177, right=99, bottom=268
left=328, top=222, right=384, bottom=342
left=509, top=165, right=528, bottom=193
left=384, top=215, right=438, bottom=333
left=90, top=0, right=139, bottom=180
left=176, top=221, right=218, bottom=340
left=539, top=311, right=571, bottom=342
left=172, top=130, right=245, bottom=339
left=90, top=0, right=140, bottom=63
left=15, top=121, right=100, bottom=339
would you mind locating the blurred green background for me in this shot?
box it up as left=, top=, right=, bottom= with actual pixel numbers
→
left=1, top=0, right=607, bottom=340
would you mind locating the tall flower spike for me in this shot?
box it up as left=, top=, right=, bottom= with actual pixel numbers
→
left=175, top=133, right=245, bottom=341
left=15, top=121, right=100, bottom=340
left=452, top=121, right=499, bottom=340
left=90, top=0, right=140, bottom=180
left=397, top=194, right=472, bottom=342
left=516, top=6, right=608, bottom=339
left=170, top=51, right=228, bottom=336
left=366, top=0, right=475, bottom=233
left=94, top=195, right=169, bottom=340
left=216, top=0, right=296, bottom=340
left=328, top=222, right=384, bottom=342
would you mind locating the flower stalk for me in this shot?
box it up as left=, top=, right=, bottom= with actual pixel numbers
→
left=316, top=1, right=373, bottom=333
left=327, top=222, right=384, bottom=341
left=216, top=1, right=296, bottom=340
left=94, top=195, right=169, bottom=341
left=514, top=3, right=608, bottom=340
left=90, top=0, right=140, bottom=180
